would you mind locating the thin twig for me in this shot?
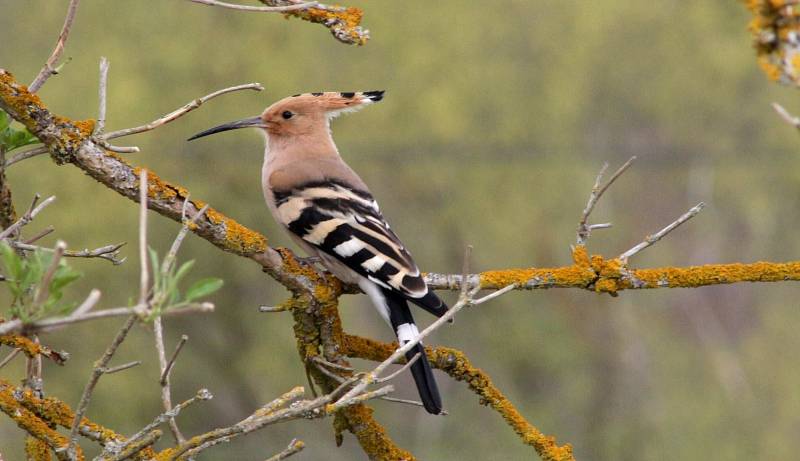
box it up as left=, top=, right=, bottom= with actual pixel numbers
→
left=0, top=348, right=20, bottom=368
left=139, top=169, right=149, bottom=305
left=101, top=360, right=141, bottom=374
left=576, top=156, right=636, bottom=245
left=376, top=352, right=421, bottom=384
left=23, top=226, right=55, bottom=244
left=311, top=355, right=354, bottom=372
left=378, top=396, right=450, bottom=415
left=188, top=0, right=317, bottom=13
left=264, top=439, right=305, bottom=461
left=100, top=389, right=212, bottom=460
left=0, top=302, right=213, bottom=336
left=332, top=249, right=516, bottom=411
left=5, top=146, right=48, bottom=167
left=31, top=241, right=66, bottom=318
left=23, top=335, right=44, bottom=397
left=11, top=241, right=125, bottom=265
left=619, top=202, right=706, bottom=263
left=160, top=334, right=188, bottom=385
left=96, top=140, right=140, bottom=153
left=772, top=102, right=800, bottom=130
left=100, top=429, right=162, bottom=461
left=95, top=57, right=109, bottom=135
left=66, top=314, right=137, bottom=460
left=161, top=205, right=209, bottom=274
left=28, top=0, right=80, bottom=92
left=259, top=305, right=289, bottom=313
left=104, top=83, right=264, bottom=140
left=153, top=201, right=209, bottom=444
left=0, top=194, right=56, bottom=240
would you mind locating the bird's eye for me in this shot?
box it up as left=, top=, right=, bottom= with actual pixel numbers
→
left=282, top=111, right=294, bottom=120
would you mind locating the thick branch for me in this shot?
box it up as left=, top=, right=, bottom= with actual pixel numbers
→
left=0, top=69, right=325, bottom=294
left=0, top=379, right=154, bottom=460
left=341, top=334, right=575, bottom=461
left=425, top=246, right=800, bottom=295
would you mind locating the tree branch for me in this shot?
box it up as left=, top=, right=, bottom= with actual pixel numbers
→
left=28, top=0, right=80, bottom=93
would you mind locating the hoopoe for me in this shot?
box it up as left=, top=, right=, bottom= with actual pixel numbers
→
left=188, top=91, right=447, bottom=414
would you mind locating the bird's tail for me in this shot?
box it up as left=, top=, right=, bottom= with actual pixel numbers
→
left=384, top=290, right=443, bottom=415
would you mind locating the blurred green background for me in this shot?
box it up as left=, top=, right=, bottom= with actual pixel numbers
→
left=2, top=1, right=800, bottom=459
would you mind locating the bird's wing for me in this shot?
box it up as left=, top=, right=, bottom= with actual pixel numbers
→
left=274, top=179, right=445, bottom=314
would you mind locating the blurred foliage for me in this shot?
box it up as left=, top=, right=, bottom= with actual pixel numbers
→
left=1, top=1, right=800, bottom=460
left=0, top=242, right=82, bottom=323
left=146, top=247, right=223, bottom=319
left=0, top=110, right=39, bottom=153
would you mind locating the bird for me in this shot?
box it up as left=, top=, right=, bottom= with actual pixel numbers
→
left=188, top=91, right=447, bottom=414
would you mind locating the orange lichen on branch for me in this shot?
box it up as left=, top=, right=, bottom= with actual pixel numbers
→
left=0, top=381, right=83, bottom=461
left=259, top=1, right=369, bottom=45
left=741, top=0, right=800, bottom=85
left=459, top=246, right=800, bottom=294
left=340, top=404, right=415, bottom=461
left=341, top=334, right=575, bottom=461
left=204, top=206, right=268, bottom=255
left=0, top=333, right=69, bottom=365
left=0, top=379, right=154, bottom=460
left=0, top=69, right=94, bottom=164
left=26, top=437, right=53, bottom=461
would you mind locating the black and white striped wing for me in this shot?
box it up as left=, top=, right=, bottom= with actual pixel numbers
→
left=275, top=181, right=442, bottom=311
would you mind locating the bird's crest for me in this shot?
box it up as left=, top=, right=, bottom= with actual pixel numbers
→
left=282, top=91, right=384, bottom=119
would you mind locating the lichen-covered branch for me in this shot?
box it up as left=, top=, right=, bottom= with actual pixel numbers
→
left=341, top=334, right=575, bottom=461
left=0, top=378, right=154, bottom=460
left=426, top=245, right=800, bottom=295
left=259, top=0, right=369, bottom=45
left=742, top=0, right=800, bottom=84
left=0, top=380, right=82, bottom=461
left=0, top=333, right=68, bottom=365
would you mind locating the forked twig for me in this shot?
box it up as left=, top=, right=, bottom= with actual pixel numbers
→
left=577, top=156, right=636, bottom=245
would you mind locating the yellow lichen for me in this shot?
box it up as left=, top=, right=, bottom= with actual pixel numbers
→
left=342, top=335, right=575, bottom=461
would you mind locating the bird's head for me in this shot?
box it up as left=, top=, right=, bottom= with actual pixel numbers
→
left=187, top=91, right=384, bottom=141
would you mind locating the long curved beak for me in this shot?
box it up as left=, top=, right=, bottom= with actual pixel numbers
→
left=187, top=116, right=264, bottom=141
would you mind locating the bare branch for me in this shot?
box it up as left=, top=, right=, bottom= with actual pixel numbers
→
left=619, top=202, right=706, bottom=263
left=264, top=439, right=305, bottom=461
left=28, top=0, right=80, bottom=93
left=5, top=146, right=48, bottom=167
left=139, top=169, right=149, bottom=305
left=375, top=352, right=420, bottom=384
left=32, top=240, right=66, bottom=310
left=0, top=349, right=20, bottom=368
left=188, top=0, right=318, bottom=12
left=160, top=334, right=188, bottom=385
left=11, top=241, right=126, bottom=265
left=772, top=102, right=800, bottom=130
left=0, top=302, right=214, bottom=336
left=101, top=389, right=212, bottom=460
left=23, top=225, right=55, bottom=244
left=331, top=274, right=515, bottom=411
left=104, top=83, right=264, bottom=140
left=101, top=360, right=141, bottom=374
left=66, top=314, right=137, bottom=460
left=577, top=156, right=636, bottom=245
left=153, top=317, right=186, bottom=443
left=95, top=57, right=109, bottom=135
left=0, top=194, right=56, bottom=240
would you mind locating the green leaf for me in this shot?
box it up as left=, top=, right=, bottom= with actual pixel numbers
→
left=185, top=278, right=223, bottom=301
left=0, top=110, right=9, bottom=133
